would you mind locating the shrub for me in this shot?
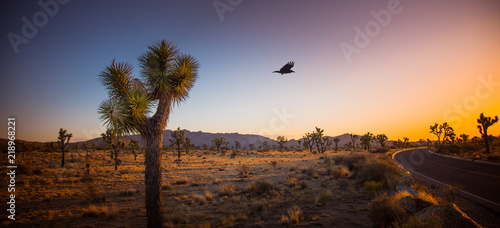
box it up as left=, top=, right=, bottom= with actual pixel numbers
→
left=435, top=144, right=461, bottom=155
left=287, top=205, right=302, bottom=225
left=316, top=190, right=333, bottom=205
left=218, top=183, right=239, bottom=196
left=287, top=175, right=299, bottom=187
left=333, top=152, right=367, bottom=170
left=329, top=165, right=351, bottom=178
left=82, top=203, right=118, bottom=218
left=119, top=189, right=139, bottom=197
left=373, top=147, right=389, bottom=153
left=357, top=157, right=399, bottom=186
left=369, top=194, right=408, bottom=227
left=248, top=180, right=273, bottom=194
left=270, top=161, right=278, bottom=167
left=238, top=164, right=250, bottom=178
left=364, top=181, right=383, bottom=193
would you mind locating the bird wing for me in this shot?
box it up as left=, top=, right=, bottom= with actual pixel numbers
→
left=280, top=61, right=295, bottom=72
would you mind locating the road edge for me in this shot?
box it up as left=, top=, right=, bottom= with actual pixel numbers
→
left=392, top=148, right=500, bottom=212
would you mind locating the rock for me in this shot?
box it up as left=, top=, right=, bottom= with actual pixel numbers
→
left=417, top=204, right=482, bottom=228
left=398, top=196, right=433, bottom=214
left=397, top=174, right=414, bottom=187
left=395, top=185, right=418, bottom=197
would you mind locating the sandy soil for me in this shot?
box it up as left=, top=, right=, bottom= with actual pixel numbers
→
left=1, top=149, right=375, bottom=228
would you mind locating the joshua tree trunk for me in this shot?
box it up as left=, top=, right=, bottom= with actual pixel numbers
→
left=141, top=98, right=172, bottom=228
left=61, top=149, right=65, bottom=167
left=177, top=143, right=181, bottom=159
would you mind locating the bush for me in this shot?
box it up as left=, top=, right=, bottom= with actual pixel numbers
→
left=333, top=152, right=367, bottom=170
left=357, top=157, right=399, bottom=186
left=329, top=164, right=351, bottom=179
left=372, top=147, right=389, bottom=153
left=370, top=194, right=408, bottom=227
left=248, top=180, right=273, bottom=194
left=394, top=215, right=442, bottom=228
left=364, top=181, right=383, bottom=192
left=316, top=190, right=332, bottom=205
left=218, top=183, right=239, bottom=196
left=435, top=144, right=461, bottom=155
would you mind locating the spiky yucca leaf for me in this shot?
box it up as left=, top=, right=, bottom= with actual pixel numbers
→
left=97, top=98, right=128, bottom=130
left=139, top=40, right=179, bottom=98
left=99, top=60, right=133, bottom=99
left=125, top=90, right=151, bottom=125
left=170, top=54, right=199, bottom=106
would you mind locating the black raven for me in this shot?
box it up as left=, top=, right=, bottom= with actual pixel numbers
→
left=273, top=61, right=295, bottom=75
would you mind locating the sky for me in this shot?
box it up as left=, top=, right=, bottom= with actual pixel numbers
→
left=1, top=0, right=499, bottom=143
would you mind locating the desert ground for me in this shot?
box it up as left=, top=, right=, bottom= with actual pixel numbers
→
left=1, top=147, right=499, bottom=227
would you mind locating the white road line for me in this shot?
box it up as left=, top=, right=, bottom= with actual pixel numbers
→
left=393, top=149, right=500, bottom=208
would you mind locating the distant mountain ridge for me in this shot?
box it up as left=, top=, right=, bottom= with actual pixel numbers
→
left=78, top=130, right=359, bottom=148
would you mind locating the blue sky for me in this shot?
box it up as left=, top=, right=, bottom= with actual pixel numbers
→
left=1, top=0, right=499, bottom=142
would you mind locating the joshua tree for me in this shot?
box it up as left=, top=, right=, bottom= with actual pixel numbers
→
left=170, top=127, right=185, bottom=160
left=459, top=134, right=469, bottom=144
left=349, top=134, right=359, bottom=151
left=302, top=133, right=315, bottom=153
left=403, top=137, right=410, bottom=148
left=418, top=139, right=425, bottom=147
left=276, top=136, right=288, bottom=152
left=212, top=137, right=228, bottom=153
left=58, top=128, right=72, bottom=168
left=101, top=128, right=122, bottom=170
left=249, top=144, right=255, bottom=151
left=430, top=123, right=444, bottom=145
left=261, top=140, right=271, bottom=152
left=375, top=134, right=388, bottom=148
left=333, top=137, right=340, bottom=152
left=97, top=40, right=199, bottom=227
left=184, top=137, right=192, bottom=155
left=442, top=123, right=455, bottom=144
left=130, top=139, right=140, bottom=160
left=360, top=132, right=374, bottom=151
left=477, top=113, right=499, bottom=154
left=233, top=140, right=241, bottom=151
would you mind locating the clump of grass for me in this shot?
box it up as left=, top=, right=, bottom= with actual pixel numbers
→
left=248, top=180, right=274, bottom=194
left=323, top=157, right=332, bottom=165
left=222, top=215, right=236, bottom=227
left=316, top=190, right=333, bottom=205
left=369, top=193, right=408, bottom=227
left=191, top=194, right=207, bottom=205
left=249, top=200, right=267, bottom=215
left=164, top=213, right=186, bottom=227
left=281, top=205, right=302, bottom=225
left=162, top=183, right=172, bottom=190
left=218, top=183, right=239, bottom=196
left=238, top=164, right=250, bottom=178
left=174, top=178, right=189, bottom=185
left=119, top=188, right=139, bottom=197
left=364, top=181, right=383, bottom=193
left=333, top=152, right=368, bottom=170
left=304, top=167, right=319, bottom=179
left=82, top=203, right=118, bottom=218
left=329, top=164, right=351, bottom=179
left=287, top=175, right=299, bottom=187
left=270, top=161, right=278, bottom=167
left=357, top=157, right=399, bottom=186
left=204, top=190, right=213, bottom=201
left=84, top=184, right=106, bottom=203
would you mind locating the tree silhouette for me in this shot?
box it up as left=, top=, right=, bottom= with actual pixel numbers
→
left=360, top=132, right=374, bottom=151
left=234, top=140, right=241, bottom=151
left=276, top=136, right=288, bottom=152
left=349, top=134, right=359, bottom=151
left=170, top=127, right=185, bottom=160
left=130, top=139, right=140, bottom=160
left=333, top=137, right=340, bottom=152
left=459, top=134, right=469, bottom=144
left=375, top=134, right=388, bottom=148
left=403, top=137, right=410, bottom=148
left=212, top=137, right=228, bottom=153
left=441, top=123, right=455, bottom=144
left=183, top=137, right=192, bottom=155
left=101, top=128, right=122, bottom=170
left=97, top=40, right=199, bottom=227
left=302, top=133, right=315, bottom=153
left=477, top=113, right=499, bottom=154
left=430, top=123, right=444, bottom=145
left=58, top=128, right=72, bottom=168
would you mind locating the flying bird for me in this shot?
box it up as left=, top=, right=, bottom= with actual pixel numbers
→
left=273, top=61, right=295, bottom=75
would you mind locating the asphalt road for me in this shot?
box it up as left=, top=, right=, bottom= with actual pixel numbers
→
left=393, top=148, right=500, bottom=207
